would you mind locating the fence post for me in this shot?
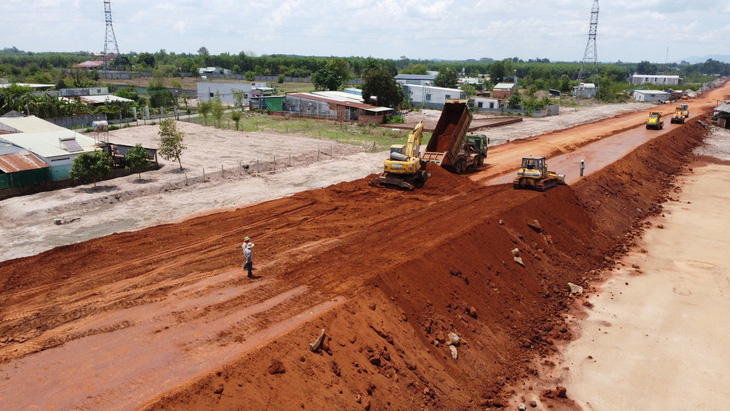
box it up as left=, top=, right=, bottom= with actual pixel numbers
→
left=185, top=170, right=188, bottom=186
left=288, top=154, right=291, bottom=167
left=273, top=155, right=276, bottom=171
left=203, top=167, right=206, bottom=181
left=256, top=159, right=259, bottom=173
left=317, top=148, right=320, bottom=161
left=221, top=164, right=224, bottom=177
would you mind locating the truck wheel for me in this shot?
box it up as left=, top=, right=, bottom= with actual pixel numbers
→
left=477, top=154, right=485, bottom=166
left=454, top=161, right=465, bottom=174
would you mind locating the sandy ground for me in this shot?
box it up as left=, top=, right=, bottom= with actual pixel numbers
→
left=559, top=127, right=730, bottom=409
left=0, top=102, right=656, bottom=263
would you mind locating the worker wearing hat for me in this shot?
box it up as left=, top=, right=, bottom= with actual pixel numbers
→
left=242, top=237, right=255, bottom=278
left=580, top=159, right=585, bottom=177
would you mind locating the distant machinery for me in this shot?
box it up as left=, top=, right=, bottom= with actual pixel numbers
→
left=103, top=0, right=121, bottom=73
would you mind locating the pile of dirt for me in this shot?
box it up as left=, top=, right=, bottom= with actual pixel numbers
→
left=0, top=120, right=708, bottom=409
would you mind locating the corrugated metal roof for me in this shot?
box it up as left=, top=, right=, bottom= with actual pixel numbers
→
left=75, top=95, right=134, bottom=104
left=632, top=74, right=680, bottom=79
left=634, top=90, right=670, bottom=95
left=0, top=130, right=98, bottom=159
left=0, top=115, right=67, bottom=134
left=0, top=151, right=49, bottom=173
left=401, top=84, right=463, bottom=93
left=288, top=92, right=392, bottom=112
left=494, top=82, right=516, bottom=90
left=395, top=74, right=437, bottom=80
left=714, top=103, right=730, bottom=112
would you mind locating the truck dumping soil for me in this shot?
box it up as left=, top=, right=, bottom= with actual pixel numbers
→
left=0, top=120, right=708, bottom=409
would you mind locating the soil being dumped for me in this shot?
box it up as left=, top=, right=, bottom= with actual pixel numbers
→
left=0, top=120, right=708, bottom=409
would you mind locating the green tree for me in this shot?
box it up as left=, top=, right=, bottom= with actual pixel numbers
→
left=460, top=83, right=477, bottom=97
left=231, top=89, right=246, bottom=108
left=312, top=58, right=351, bottom=91
left=211, top=92, right=224, bottom=127
left=158, top=119, right=186, bottom=169
left=433, top=67, right=459, bottom=89
left=230, top=110, right=242, bottom=130
left=636, top=61, right=658, bottom=75
left=507, top=93, right=522, bottom=109
left=198, top=100, right=211, bottom=125
left=559, top=74, right=572, bottom=93
left=489, top=61, right=506, bottom=84
left=125, top=144, right=152, bottom=180
left=136, top=52, right=155, bottom=68
left=68, top=151, right=114, bottom=187
left=244, top=71, right=255, bottom=81
left=361, top=67, right=404, bottom=109
left=400, top=64, right=429, bottom=75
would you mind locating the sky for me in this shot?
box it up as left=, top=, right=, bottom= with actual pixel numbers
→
left=1, top=0, right=729, bottom=63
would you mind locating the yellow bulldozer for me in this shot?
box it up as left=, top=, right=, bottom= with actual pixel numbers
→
left=646, top=112, right=664, bottom=130
left=370, top=121, right=430, bottom=190
left=670, top=104, right=689, bottom=124
left=513, top=156, right=566, bottom=191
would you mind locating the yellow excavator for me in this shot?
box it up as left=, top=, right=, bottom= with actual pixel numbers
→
left=513, top=156, right=566, bottom=191
left=370, top=121, right=431, bottom=190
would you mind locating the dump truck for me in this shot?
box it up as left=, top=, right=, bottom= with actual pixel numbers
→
left=370, top=121, right=430, bottom=190
left=421, top=101, right=485, bottom=174
left=646, top=112, right=664, bottom=130
left=513, top=156, right=566, bottom=191
left=670, top=104, right=689, bottom=124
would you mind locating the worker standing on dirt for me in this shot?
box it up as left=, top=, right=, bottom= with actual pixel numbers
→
left=580, top=159, right=585, bottom=177
left=243, top=242, right=254, bottom=278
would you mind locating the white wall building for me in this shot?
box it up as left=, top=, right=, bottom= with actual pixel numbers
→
left=631, top=74, right=680, bottom=86
left=633, top=90, right=671, bottom=102
left=474, top=96, right=502, bottom=110
left=401, top=84, right=465, bottom=109
left=394, top=74, right=437, bottom=86
left=573, top=83, right=598, bottom=99
left=197, top=82, right=267, bottom=105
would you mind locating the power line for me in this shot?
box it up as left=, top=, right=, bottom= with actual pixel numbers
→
left=578, top=0, right=599, bottom=81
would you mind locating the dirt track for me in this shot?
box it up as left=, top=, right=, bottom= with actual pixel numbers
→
left=0, top=81, right=728, bottom=409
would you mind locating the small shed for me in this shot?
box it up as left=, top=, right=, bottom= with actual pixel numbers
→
left=492, top=83, right=516, bottom=99
left=0, top=144, right=50, bottom=189
left=574, top=83, right=598, bottom=99
left=633, top=90, right=671, bottom=103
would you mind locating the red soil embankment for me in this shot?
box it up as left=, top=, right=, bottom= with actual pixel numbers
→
left=143, top=121, right=707, bottom=409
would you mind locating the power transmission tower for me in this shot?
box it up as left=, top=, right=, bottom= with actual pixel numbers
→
left=577, top=0, right=599, bottom=81
left=103, top=0, right=121, bottom=73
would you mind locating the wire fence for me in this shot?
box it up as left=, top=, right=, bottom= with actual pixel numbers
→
left=161, top=145, right=344, bottom=189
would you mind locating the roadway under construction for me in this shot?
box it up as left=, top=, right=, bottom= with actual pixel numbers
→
left=0, top=82, right=727, bottom=409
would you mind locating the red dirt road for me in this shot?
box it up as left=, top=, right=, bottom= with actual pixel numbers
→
left=0, top=82, right=726, bottom=409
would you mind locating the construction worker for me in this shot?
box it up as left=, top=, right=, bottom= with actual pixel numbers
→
left=243, top=242, right=254, bottom=278
left=580, top=159, right=585, bottom=177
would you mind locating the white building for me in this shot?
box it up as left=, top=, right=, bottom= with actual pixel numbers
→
left=197, top=82, right=268, bottom=105
left=631, top=74, right=680, bottom=86
left=394, top=74, right=437, bottom=86
left=0, top=116, right=100, bottom=180
left=573, top=83, right=598, bottom=99
left=633, top=90, right=671, bottom=103
left=401, top=84, right=465, bottom=109
left=198, top=67, right=232, bottom=76
left=474, top=96, right=502, bottom=110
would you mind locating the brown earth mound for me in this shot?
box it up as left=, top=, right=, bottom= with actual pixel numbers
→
left=0, top=119, right=707, bottom=409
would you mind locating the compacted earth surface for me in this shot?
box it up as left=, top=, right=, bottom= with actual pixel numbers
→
left=0, top=81, right=728, bottom=409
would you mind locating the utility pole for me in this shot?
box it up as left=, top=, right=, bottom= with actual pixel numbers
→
left=103, top=0, right=121, bottom=75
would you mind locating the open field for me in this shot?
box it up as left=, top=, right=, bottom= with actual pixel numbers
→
left=0, top=80, right=728, bottom=409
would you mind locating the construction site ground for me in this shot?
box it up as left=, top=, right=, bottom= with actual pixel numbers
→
left=1, top=83, right=729, bottom=409
left=1, top=101, right=652, bottom=262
